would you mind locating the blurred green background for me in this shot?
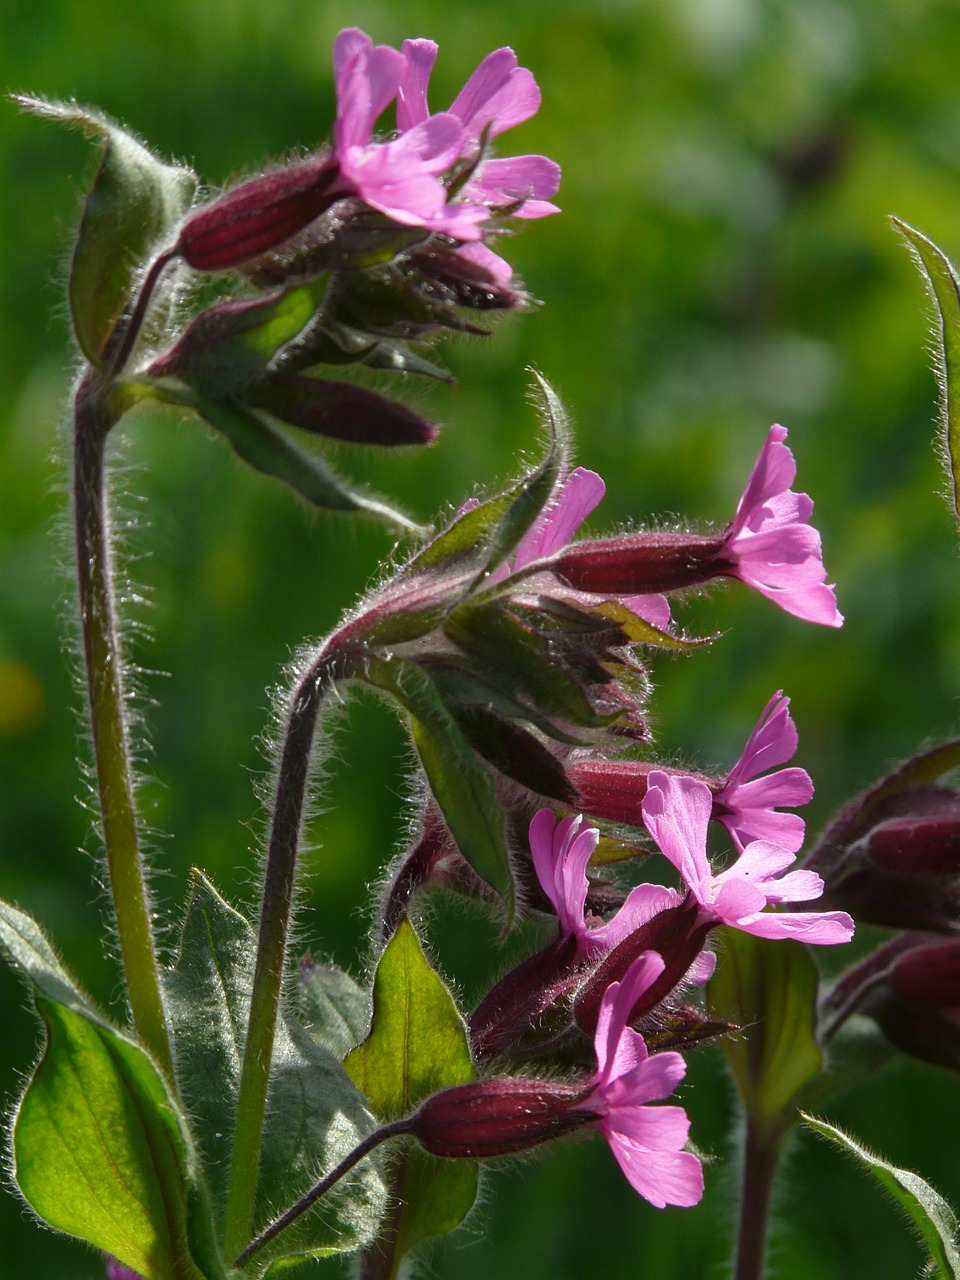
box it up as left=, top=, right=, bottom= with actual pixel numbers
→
left=3, top=0, right=960, bottom=1275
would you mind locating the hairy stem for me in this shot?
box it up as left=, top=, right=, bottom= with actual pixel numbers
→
left=734, top=1121, right=784, bottom=1280
left=222, top=642, right=353, bottom=1258
left=73, top=372, right=174, bottom=1082
left=234, top=1119, right=411, bottom=1269
left=356, top=1150, right=412, bottom=1280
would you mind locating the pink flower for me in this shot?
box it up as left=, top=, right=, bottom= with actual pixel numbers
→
left=715, top=691, right=814, bottom=853
left=641, top=772, right=854, bottom=944
left=415, top=951, right=703, bottom=1209
left=397, top=39, right=560, bottom=219
left=580, top=951, right=704, bottom=1207
left=723, top=425, right=843, bottom=627
left=331, top=29, right=487, bottom=241
left=529, top=809, right=679, bottom=959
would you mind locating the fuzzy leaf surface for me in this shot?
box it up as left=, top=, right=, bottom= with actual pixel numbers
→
left=298, top=958, right=371, bottom=1060
left=345, top=919, right=478, bottom=1256
left=165, top=873, right=386, bottom=1270
left=803, top=1114, right=960, bottom=1278
left=14, top=996, right=220, bottom=1280
left=708, top=931, right=823, bottom=1136
left=18, top=98, right=196, bottom=366
left=895, top=219, right=960, bottom=518
left=366, top=657, right=513, bottom=914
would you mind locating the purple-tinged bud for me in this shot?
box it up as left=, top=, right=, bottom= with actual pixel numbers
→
left=469, top=934, right=579, bottom=1062
left=889, top=939, right=960, bottom=1009
left=574, top=893, right=712, bottom=1035
left=643, top=1004, right=738, bottom=1054
left=405, top=245, right=525, bottom=311
left=862, top=815, right=960, bottom=877
left=379, top=808, right=457, bottom=939
left=410, top=1077, right=592, bottom=1158
left=247, top=375, right=437, bottom=446
left=554, top=532, right=728, bottom=597
left=176, top=153, right=341, bottom=272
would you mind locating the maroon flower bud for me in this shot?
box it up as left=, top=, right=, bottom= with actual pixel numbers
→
left=889, top=939, right=960, bottom=1008
left=410, top=1077, right=592, bottom=1158
left=574, top=893, right=712, bottom=1035
left=863, top=814, right=960, bottom=877
left=405, top=245, right=525, bottom=312
left=106, top=1260, right=144, bottom=1280
left=176, top=153, right=341, bottom=272
left=554, top=532, right=728, bottom=597
left=247, top=375, right=437, bottom=446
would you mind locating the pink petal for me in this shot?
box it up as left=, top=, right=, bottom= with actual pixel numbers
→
left=603, top=1129, right=703, bottom=1208
left=450, top=50, right=541, bottom=142
left=618, top=593, right=673, bottom=630
left=607, top=1050, right=688, bottom=1108
left=397, top=38, right=437, bottom=130
left=728, top=425, right=795, bottom=540
left=333, top=27, right=371, bottom=79
left=687, top=948, right=717, bottom=984
left=719, top=806, right=806, bottom=854
left=726, top=840, right=798, bottom=883
left=468, top=155, right=562, bottom=206
left=713, top=877, right=768, bottom=922
left=453, top=241, right=515, bottom=286
left=335, top=43, right=403, bottom=151
left=728, top=769, right=814, bottom=810
left=586, top=884, right=680, bottom=955
left=760, top=868, right=825, bottom=904
left=725, top=692, right=797, bottom=784
left=593, top=952, right=663, bottom=1080
left=738, top=909, right=854, bottom=944
left=513, top=468, right=606, bottom=569
left=641, top=773, right=714, bottom=893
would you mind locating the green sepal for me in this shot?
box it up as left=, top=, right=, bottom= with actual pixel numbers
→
left=444, top=600, right=612, bottom=729
left=451, top=704, right=577, bottom=802
left=17, top=96, right=196, bottom=368
left=297, top=957, right=371, bottom=1060
left=366, top=658, right=514, bottom=916
left=345, top=919, right=478, bottom=1257
left=189, top=393, right=420, bottom=531
left=358, top=341, right=453, bottom=381
left=588, top=599, right=708, bottom=650
left=423, top=659, right=594, bottom=746
left=707, top=931, right=823, bottom=1138
left=165, top=873, right=387, bottom=1269
left=174, top=282, right=327, bottom=397
left=894, top=219, right=960, bottom=520
left=803, top=1114, right=960, bottom=1279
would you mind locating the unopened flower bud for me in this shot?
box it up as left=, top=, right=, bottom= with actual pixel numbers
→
left=469, top=933, right=579, bottom=1061
left=410, top=1077, right=591, bottom=1158
left=889, top=939, right=960, bottom=1008
left=571, top=759, right=713, bottom=827
left=247, top=375, right=437, bottom=446
left=554, top=532, right=728, bottom=596
left=405, top=244, right=525, bottom=311
left=862, top=814, right=960, bottom=877
left=176, top=153, right=341, bottom=272
left=574, top=893, right=712, bottom=1035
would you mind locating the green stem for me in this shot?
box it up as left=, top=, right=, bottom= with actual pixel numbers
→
left=221, top=642, right=351, bottom=1259
left=73, top=372, right=174, bottom=1083
left=733, top=1120, right=785, bottom=1280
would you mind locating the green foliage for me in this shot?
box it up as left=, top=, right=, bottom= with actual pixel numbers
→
left=0, top=899, right=223, bottom=1280
left=298, top=958, right=370, bottom=1061
left=17, top=97, right=195, bottom=367
left=708, top=931, right=823, bottom=1137
left=367, top=657, right=513, bottom=914
left=895, top=220, right=960, bottom=521
left=165, top=873, right=386, bottom=1271
left=345, top=918, right=478, bottom=1260
left=803, top=1114, right=960, bottom=1279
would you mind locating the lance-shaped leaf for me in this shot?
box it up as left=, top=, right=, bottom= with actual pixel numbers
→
left=165, top=873, right=386, bottom=1269
left=345, top=918, right=478, bottom=1260
left=17, top=97, right=196, bottom=367
left=451, top=705, right=577, bottom=803
left=894, top=219, right=960, bottom=520
left=707, top=930, right=823, bottom=1138
left=191, top=394, right=420, bottom=531
left=366, top=657, right=513, bottom=915
left=803, top=1114, right=960, bottom=1279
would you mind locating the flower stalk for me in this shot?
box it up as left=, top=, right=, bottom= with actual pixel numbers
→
left=73, top=372, right=175, bottom=1083
left=734, top=1121, right=785, bottom=1280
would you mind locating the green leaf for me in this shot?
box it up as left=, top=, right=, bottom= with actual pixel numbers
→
left=165, top=873, right=386, bottom=1269
left=366, top=657, right=514, bottom=915
left=894, top=219, right=960, bottom=519
left=191, top=394, right=420, bottom=531
left=18, top=97, right=196, bottom=367
left=0, top=897, right=94, bottom=1013
left=803, top=1114, right=960, bottom=1279
left=345, top=919, right=478, bottom=1259
left=297, top=957, right=371, bottom=1060
left=14, top=996, right=221, bottom=1280
left=707, top=931, right=823, bottom=1135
